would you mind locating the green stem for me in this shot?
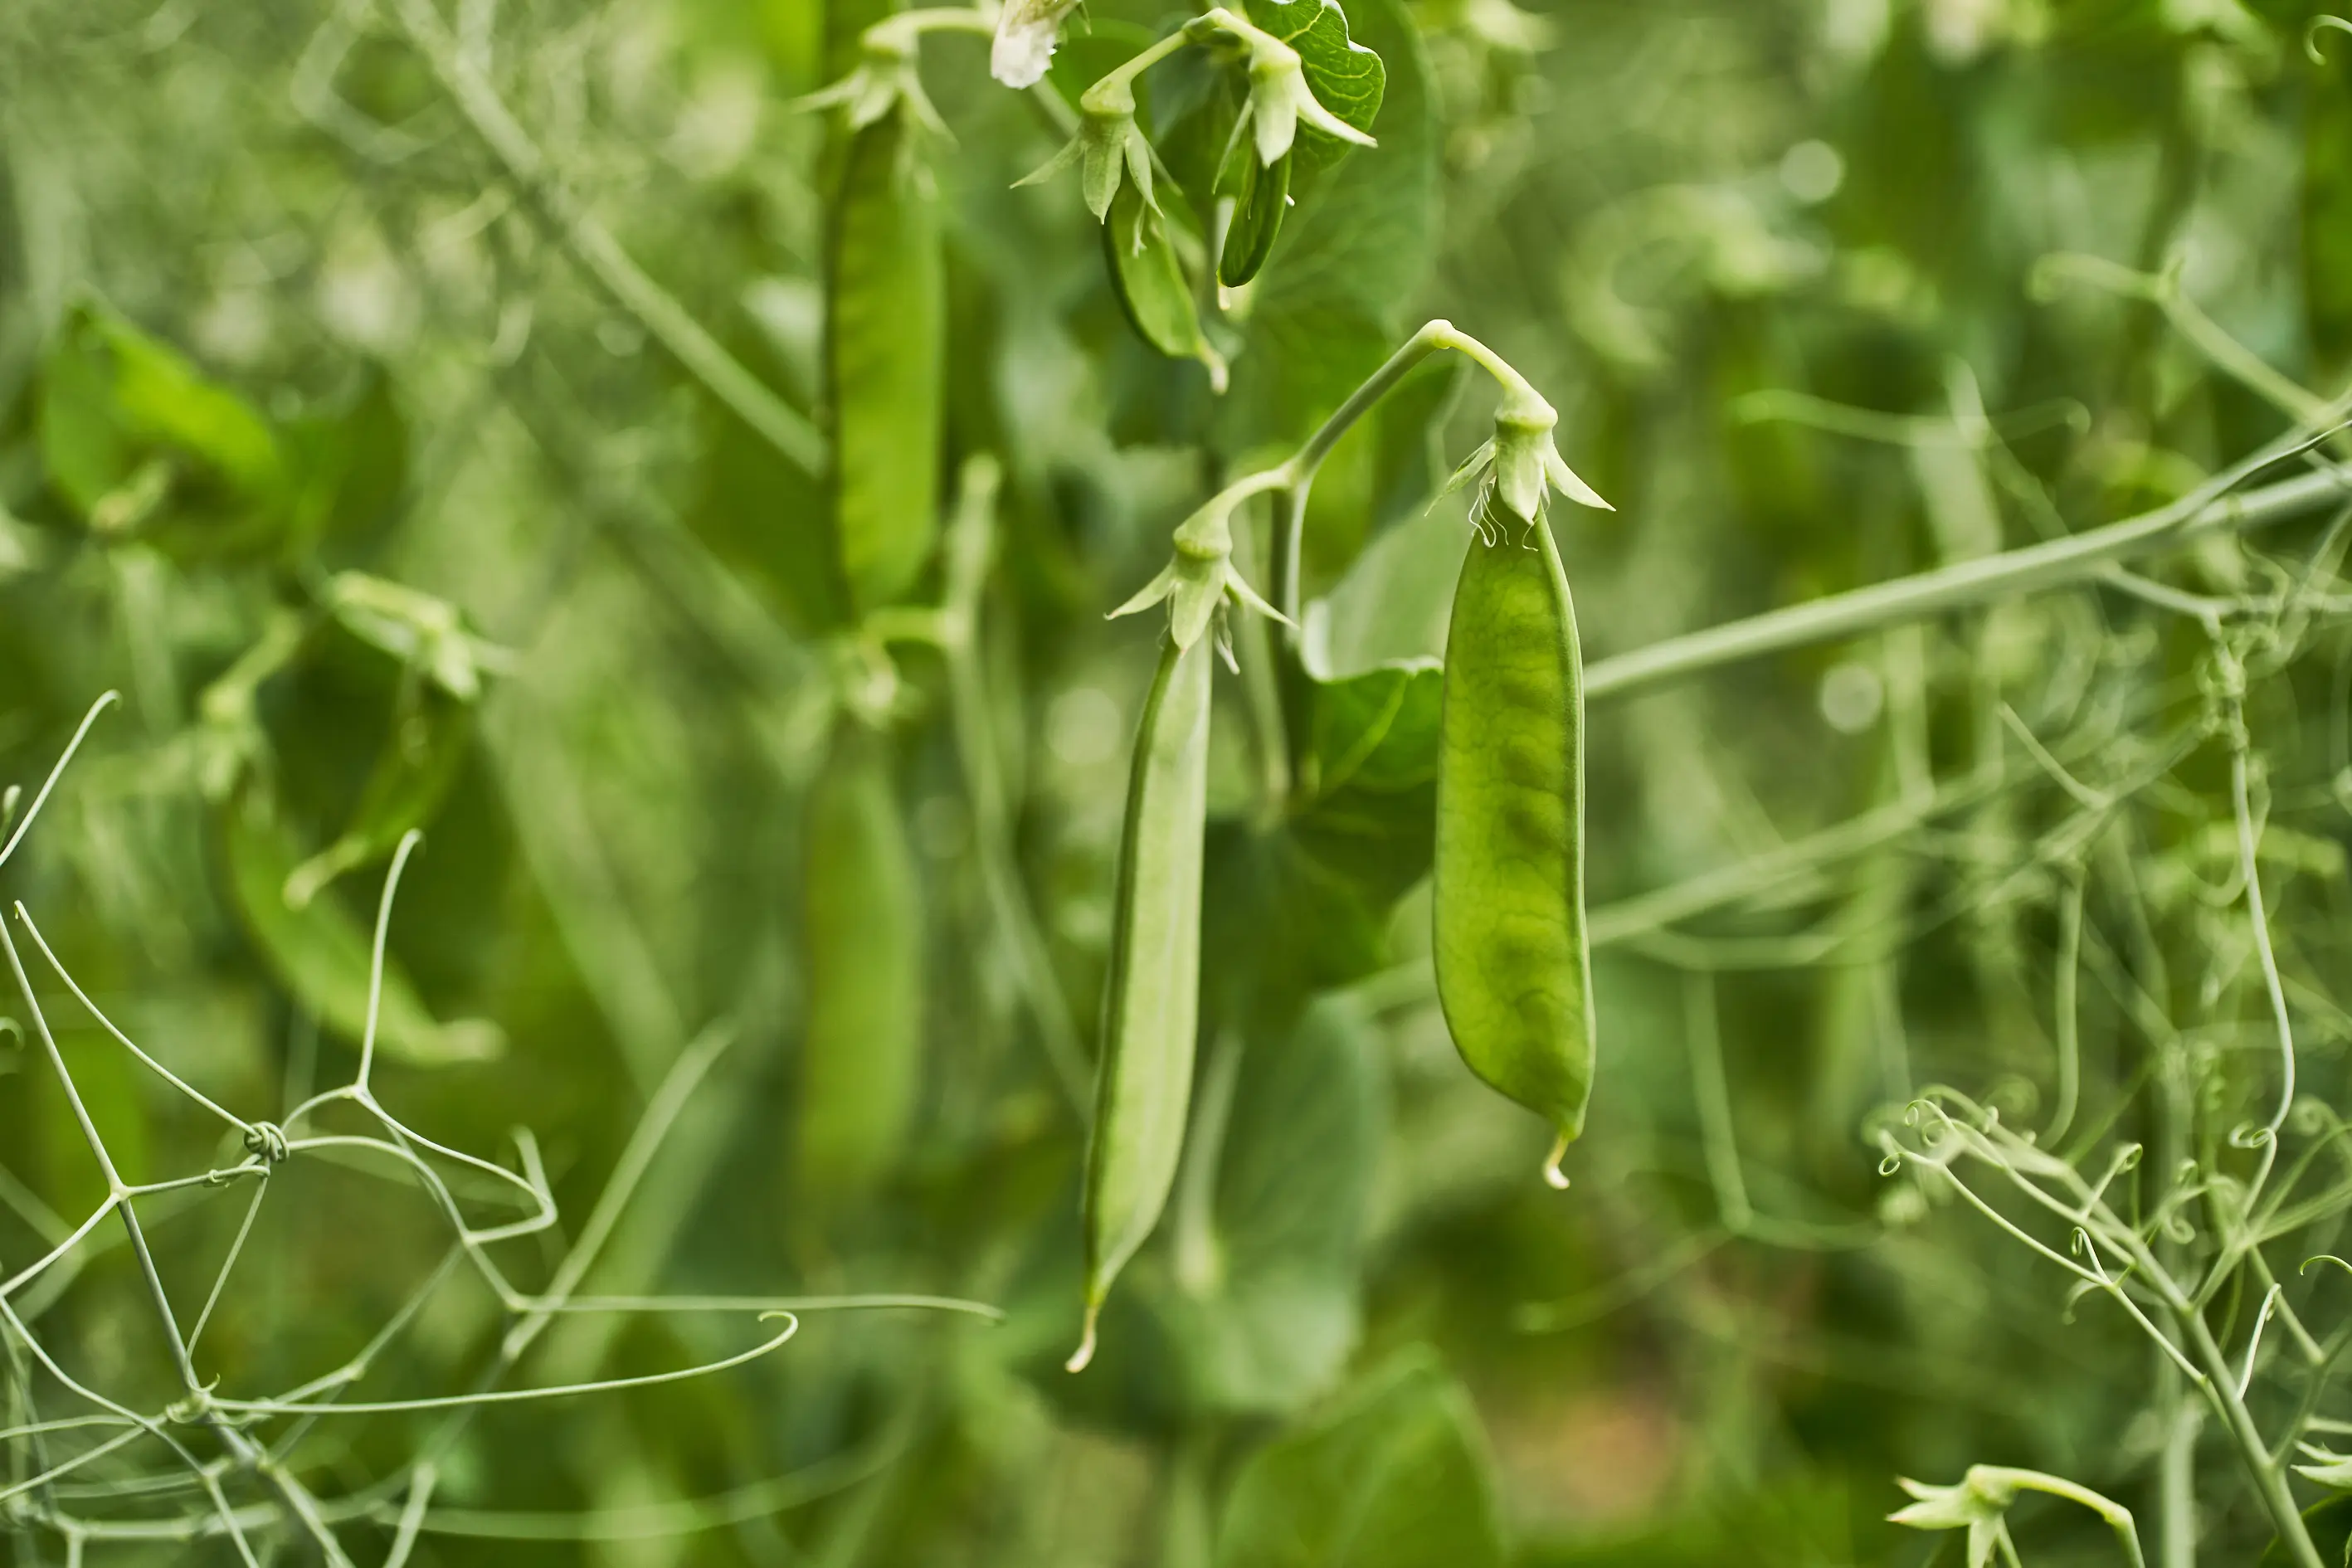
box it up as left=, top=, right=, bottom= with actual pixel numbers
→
left=1585, top=458, right=2352, bottom=706
left=2172, top=1302, right=2325, bottom=1568
left=384, top=0, right=825, bottom=478
left=1082, top=28, right=1196, bottom=114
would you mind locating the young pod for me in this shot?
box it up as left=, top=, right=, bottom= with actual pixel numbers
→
left=1069, top=631, right=1213, bottom=1370
left=1431, top=503, right=1595, bottom=1185
left=1100, top=183, right=1228, bottom=391
left=796, top=723, right=926, bottom=1205
left=1215, top=139, right=1292, bottom=290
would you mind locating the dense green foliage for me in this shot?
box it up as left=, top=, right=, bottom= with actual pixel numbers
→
left=7, top=0, right=2352, bottom=1563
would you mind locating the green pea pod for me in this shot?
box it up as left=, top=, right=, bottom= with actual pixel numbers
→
left=1215, top=142, right=1292, bottom=290
left=1100, top=183, right=1228, bottom=390
left=829, top=110, right=943, bottom=614
left=219, top=789, right=500, bottom=1068
left=1431, top=507, right=1594, bottom=1186
left=1070, top=632, right=1213, bottom=1371
left=796, top=724, right=926, bottom=1205
left=284, top=688, right=473, bottom=910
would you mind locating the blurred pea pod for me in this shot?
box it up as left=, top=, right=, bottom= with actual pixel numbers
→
left=796, top=719, right=926, bottom=1206
left=1432, top=407, right=1609, bottom=1186
left=219, top=786, right=500, bottom=1068
left=828, top=109, right=943, bottom=614
left=1069, top=631, right=1213, bottom=1371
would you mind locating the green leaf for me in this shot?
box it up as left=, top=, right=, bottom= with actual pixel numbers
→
left=1223, top=0, right=1435, bottom=445
left=1245, top=0, right=1385, bottom=162
left=1202, top=655, right=1440, bottom=1025
left=219, top=787, right=500, bottom=1068
left=1150, top=996, right=1385, bottom=1415
left=2260, top=1494, right=2352, bottom=1568
left=37, top=298, right=292, bottom=557
left=280, top=367, right=411, bottom=558
left=1215, top=1349, right=1507, bottom=1568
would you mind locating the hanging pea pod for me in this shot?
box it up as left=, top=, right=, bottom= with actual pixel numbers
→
left=1215, top=136, right=1292, bottom=289
left=219, top=786, right=500, bottom=1068
left=795, top=718, right=927, bottom=1206
left=1069, top=631, right=1214, bottom=1371
left=1100, top=182, right=1229, bottom=392
left=283, top=688, right=473, bottom=910
left=828, top=108, right=944, bottom=613
left=1431, top=501, right=1595, bottom=1186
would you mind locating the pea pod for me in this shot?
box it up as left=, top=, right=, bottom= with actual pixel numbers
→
left=796, top=723, right=925, bottom=1205
left=1069, top=631, right=1213, bottom=1371
left=219, top=788, right=500, bottom=1068
left=1215, top=140, right=1292, bottom=290
left=1100, top=183, right=1228, bottom=391
left=1431, top=505, right=1594, bottom=1186
left=829, top=110, right=943, bottom=614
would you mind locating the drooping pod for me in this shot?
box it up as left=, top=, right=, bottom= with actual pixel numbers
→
left=1432, top=499, right=1596, bottom=1186
left=1100, top=182, right=1229, bottom=391
left=1069, top=631, right=1214, bottom=1371
left=796, top=721, right=926, bottom=1208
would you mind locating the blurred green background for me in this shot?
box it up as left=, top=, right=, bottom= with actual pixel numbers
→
left=5, top=0, right=2352, bottom=1562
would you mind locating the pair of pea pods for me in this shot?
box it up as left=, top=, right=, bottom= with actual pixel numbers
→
left=1072, top=499, right=1594, bottom=1368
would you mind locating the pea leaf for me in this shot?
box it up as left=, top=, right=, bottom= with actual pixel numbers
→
left=219, top=786, right=501, bottom=1068
left=1147, top=995, right=1385, bottom=1415
left=37, top=297, right=292, bottom=557
left=1223, top=0, right=1435, bottom=444
left=1215, top=1348, right=1507, bottom=1568
left=1244, top=0, right=1385, bottom=161
left=1204, top=655, right=1442, bottom=1025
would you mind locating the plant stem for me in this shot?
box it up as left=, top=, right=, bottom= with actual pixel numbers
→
left=1081, top=28, right=1195, bottom=114
left=384, top=0, right=825, bottom=478
left=2171, top=1301, right=2325, bottom=1568
left=1585, top=460, right=2352, bottom=706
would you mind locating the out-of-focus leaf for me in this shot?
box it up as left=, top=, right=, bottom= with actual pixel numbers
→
left=1215, top=1347, right=1507, bottom=1568
left=280, top=368, right=411, bottom=558
left=218, top=786, right=500, bottom=1067
left=1150, top=995, right=1385, bottom=1414
left=37, top=298, right=291, bottom=557
left=2261, top=1494, right=2352, bottom=1567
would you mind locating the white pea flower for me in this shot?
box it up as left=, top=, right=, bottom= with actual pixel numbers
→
left=992, top=0, right=1080, bottom=88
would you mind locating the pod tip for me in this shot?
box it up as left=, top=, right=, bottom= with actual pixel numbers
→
left=1064, top=1307, right=1099, bottom=1374
left=1541, top=1133, right=1572, bottom=1191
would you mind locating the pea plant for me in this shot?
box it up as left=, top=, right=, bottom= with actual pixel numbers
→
left=11, top=0, right=2352, bottom=1563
